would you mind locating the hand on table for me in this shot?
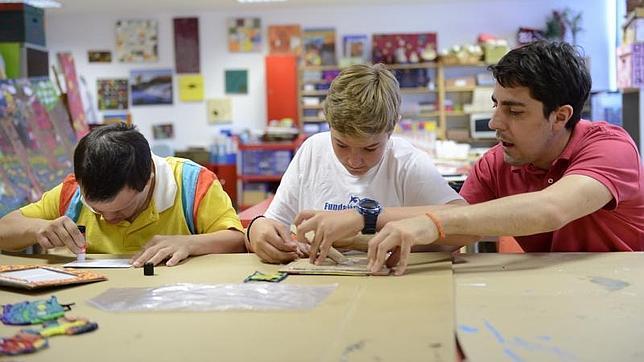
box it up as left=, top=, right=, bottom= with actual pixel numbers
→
left=34, top=216, right=85, bottom=254
left=130, top=235, right=194, bottom=267
left=248, top=218, right=299, bottom=264
left=367, top=215, right=439, bottom=276
left=294, top=209, right=363, bottom=265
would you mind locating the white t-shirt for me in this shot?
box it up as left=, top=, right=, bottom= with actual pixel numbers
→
left=264, top=132, right=462, bottom=226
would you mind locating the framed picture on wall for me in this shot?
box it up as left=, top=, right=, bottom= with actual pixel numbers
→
left=130, top=69, right=173, bottom=105
left=225, top=69, right=248, bottom=94
left=116, top=19, right=158, bottom=62
left=227, top=18, right=261, bottom=52
left=268, top=24, right=302, bottom=55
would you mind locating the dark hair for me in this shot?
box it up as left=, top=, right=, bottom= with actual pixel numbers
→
left=488, top=40, right=591, bottom=129
left=74, top=123, right=152, bottom=202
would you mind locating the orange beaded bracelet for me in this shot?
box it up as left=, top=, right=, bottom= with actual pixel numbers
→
left=425, top=211, right=446, bottom=240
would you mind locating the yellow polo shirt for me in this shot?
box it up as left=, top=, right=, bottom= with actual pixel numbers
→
left=20, top=156, right=242, bottom=254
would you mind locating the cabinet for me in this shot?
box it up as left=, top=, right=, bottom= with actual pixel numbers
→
left=298, top=61, right=495, bottom=144
left=236, top=135, right=305, bottom=210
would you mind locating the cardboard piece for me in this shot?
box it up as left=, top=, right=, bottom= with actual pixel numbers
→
left=454, top=253, right=644, bottom=361
left=0, top=253, right=455, bottom=361
left=0, top=265, right=106, bottom=289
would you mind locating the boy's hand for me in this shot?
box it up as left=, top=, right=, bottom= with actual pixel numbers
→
left=130, top=235, right=193, bottom=267
left=35, top=216, right=85, bottom=254
left=248, top=218, right=298, bottom=264
left=294, top=209, right=363, bottom=265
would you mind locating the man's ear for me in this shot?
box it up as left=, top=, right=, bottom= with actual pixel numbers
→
left=553, top=105, right=574, bottom=129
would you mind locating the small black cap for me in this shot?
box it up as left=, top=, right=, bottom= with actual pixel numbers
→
left=143, top=262, right=154, bottom=276
left=77, top=225, right=86, bottom=234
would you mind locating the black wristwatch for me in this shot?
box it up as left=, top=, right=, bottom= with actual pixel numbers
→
left=356, top=198, right=382, bottom=234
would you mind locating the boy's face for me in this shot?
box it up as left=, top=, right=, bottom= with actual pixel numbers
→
left=82, top=181, right=152, bottom=224
left=489, top=84, right=565, bottom=169
left=330, top=129, right=390, bottom=176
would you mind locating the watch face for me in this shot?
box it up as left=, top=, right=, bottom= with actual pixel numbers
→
left=359, top=198, right=379, bottom=210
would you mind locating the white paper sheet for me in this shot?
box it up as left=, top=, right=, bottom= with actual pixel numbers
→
left=63, top=259, right=132, bottom=268
left=2, top=268, right=78, bottom=282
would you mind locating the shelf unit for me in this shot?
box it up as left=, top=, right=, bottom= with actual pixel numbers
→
left=298, top=61, right=494, bottom=142
left=236, top=135, right=305, bottom=210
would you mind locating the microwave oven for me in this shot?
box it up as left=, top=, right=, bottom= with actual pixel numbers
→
left=469, top=113, right=496, bottom=139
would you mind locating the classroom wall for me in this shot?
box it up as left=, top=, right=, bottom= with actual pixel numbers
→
left=45, top=0, right=613, bottom=150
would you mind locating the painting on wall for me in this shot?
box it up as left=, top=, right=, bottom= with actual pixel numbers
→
left=97, top=79, right=128, bottom=110
left=116, top=19, right=158, bottom=62
left=302, top=28, right=336, bottom=66
left=174, top=17, right=200, bottom=73
left=207, top=98, right=232, bottom=124
left=88, top=50, right=112, bottom=63
left=225, top=70, right=248, bottom=94
left=178, top=74, right=204, bottom=102
left=130, top=69, right=173, bottom=106
left=152, top=123, right=174, bottom=139
left=342, top=35, right=369, bottom=63
left=228, top=18, right=261, bottom=53
left=57, top=52, right=90, bottom=138
left=268, top=25, right=302, bottom=55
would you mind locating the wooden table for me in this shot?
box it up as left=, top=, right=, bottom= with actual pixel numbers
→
left=0, top=252, right=455, bottom=361
left=454, top=253, right=644, bottom=362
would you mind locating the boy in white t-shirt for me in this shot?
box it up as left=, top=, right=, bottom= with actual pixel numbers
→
left=246, top=63, right=464, bottom=263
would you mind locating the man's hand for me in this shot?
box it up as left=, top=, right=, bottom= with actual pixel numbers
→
left=130, top=235, right=194, bottom=267
left=367, top=215, right=439, bottom=276
left=248, top=218, right=298, bottom=264
left=34, top=216, right=85, bottom=254
left=294, top=209, right=363, bottom=265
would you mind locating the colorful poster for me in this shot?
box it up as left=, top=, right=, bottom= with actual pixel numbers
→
left=372, top=33, right=438, bottom=64
left=130, top=69, right=173, bottom=106
left=97, top=79, right=129, bottom=110
left=10, top=79, right=73, bottom=191
left=302, top=28, right=336, bottom=66
left=116, top=19, right=158, bottom=62
left=342, top=35, right=368, bottom=62
left=152, top=124, right=174, bottom=139
left=178, top=74, right=204, bottom=102
left=174, top=17, right=200, bottom=73
left=57, top=52, right=90, bottom=138
left=0, top=81, right=44, bottom=203
left=207, top=98, right=232, bottom=124
left=227, top=18, right=261, bottom=53
left=88, top=50, right=112, bottom=63
left=225, top=70, right=248, bottom=94
left=268, top=25, right=302, bottom=55
left=32, top=78, right=77, bottom=159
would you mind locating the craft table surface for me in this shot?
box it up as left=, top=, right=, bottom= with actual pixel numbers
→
left=453, top=252, right=644, bottom=362
left=0, top=252, right=455, bottom=362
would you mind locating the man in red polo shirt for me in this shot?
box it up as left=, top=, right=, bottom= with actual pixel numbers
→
left=294, top=41, right=644, bottom=275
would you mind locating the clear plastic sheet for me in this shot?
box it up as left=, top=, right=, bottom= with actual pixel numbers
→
left=88, top=283, right=337, bottom=312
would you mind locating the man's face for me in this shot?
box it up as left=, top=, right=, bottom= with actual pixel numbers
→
left=83, top=182, right=151, bottom=224
left=489, top=84, right=562, bottom=169
left=330, top=129, right=390, bottom=176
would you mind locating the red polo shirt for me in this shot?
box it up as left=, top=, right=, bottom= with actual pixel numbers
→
left=460, top=120, right=644, bottom=252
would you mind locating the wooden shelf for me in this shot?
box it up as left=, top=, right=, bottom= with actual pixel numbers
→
left=302, top=116, right=326, bottom=123
left=302, top=105, right=323, bottom=109
left=300, top=65, right=342, bottom=71
left=400, top=87, right=437, bottom=95
left=445, top=86, right=477, bottom=92
left=301, top=90, right=328, bottom=96
left=385, top=62, right=437, bottom=70
left=445, top=111, right=470, bottom=117
left=441, top=61, right=489, bottom=67
left=237, top=136, right=304, bottom=151
left=402, top=111, right=440, bottom=118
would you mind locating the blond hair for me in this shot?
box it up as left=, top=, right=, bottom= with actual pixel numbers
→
left=323, top=63, right=401, bottom=137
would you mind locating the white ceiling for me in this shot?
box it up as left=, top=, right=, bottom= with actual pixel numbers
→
left=49, top=0, right=452, bottom=14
